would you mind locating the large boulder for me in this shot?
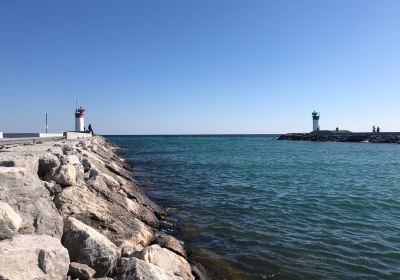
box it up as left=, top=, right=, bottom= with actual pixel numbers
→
left=61, top=155, right=86, bottom=185
left=153, top=233, right=187, bottom=258
left=106, top=161, right=134, bottom=182
left=0, top=234, right=70, bottom=280
left=0, top=167, right=63, bottom=238
left=55, top=186, right=154, bottom=251
left=0, top=201, right=22, bottom=240
left=135, top=245, right=194, bottom=280
left=119, top=182, right=163, bottom=215
left=89, top=167, right=120, bottom=191
left=82, top=152, right=122, bottom=186
left=113, top=257, right=185, bottom=280
left=62, top=144, right=75, bottom=155
left=125, top=197, right=159, bottom=228
left=62, top=217, right=120, bottom=277
left=53, top=164, right=77, bottom=186
left=38, top=152, right=60, bottom=180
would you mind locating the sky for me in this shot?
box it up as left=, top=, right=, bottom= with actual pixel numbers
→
left=0, top=0, right=400, bottom=134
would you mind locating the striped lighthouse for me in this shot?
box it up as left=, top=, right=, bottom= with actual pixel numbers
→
left=312, top=111, right=320, bottom=132
left=75, top=107, right=86, bottom=132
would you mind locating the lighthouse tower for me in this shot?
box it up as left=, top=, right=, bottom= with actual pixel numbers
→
left=75, top=107, right=86, bottom=132
left=312, top=111, right=320, bottom=132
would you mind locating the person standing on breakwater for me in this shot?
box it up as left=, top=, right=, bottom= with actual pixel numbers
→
left=377, top=126, right=380, bottom=133
left=372, top=126, right=376, bottom=133
left=88, top=124, right=95, bottom=136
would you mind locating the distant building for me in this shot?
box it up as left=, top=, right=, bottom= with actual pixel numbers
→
left=75, top=107, right=86, bottom=132
left=312, top=111, right=320, bottom=132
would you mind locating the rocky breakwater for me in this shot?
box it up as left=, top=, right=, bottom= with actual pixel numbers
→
left=0, top=136, right=202, bottom=280
left=277, top=133, right=400, bottom=143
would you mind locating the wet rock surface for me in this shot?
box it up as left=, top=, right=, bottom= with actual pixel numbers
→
left=153, top=233, right=187, bottom=258
left=0, top=136, right=197, bottom=280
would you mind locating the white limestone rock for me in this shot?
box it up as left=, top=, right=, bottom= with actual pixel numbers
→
left=55, top=186, right=154, bottom=251
left=0, top=201, right=22, bottom=240
left=0, top=234, right=70, bottom=280
left=54, top=164, right=77, bottom=186
left=114, top=257, right=185, bottom=280
left=135, top=245, right=194, bottom=280
left=62, top=217, right=120, bottom=277
left=0, top=167, right=63, bottom=238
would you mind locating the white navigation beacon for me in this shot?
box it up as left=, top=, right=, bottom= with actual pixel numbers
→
left=75, top=106, right=86, bottom=132
left=312, top=111, right=320, bottom=132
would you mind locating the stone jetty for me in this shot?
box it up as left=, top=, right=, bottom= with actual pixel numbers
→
left=278, top=132, right=400, bottom=143
left=0, top=136, right=205, bottom=280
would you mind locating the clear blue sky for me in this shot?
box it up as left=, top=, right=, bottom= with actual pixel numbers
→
left=1, top=0, right=399, bottom=134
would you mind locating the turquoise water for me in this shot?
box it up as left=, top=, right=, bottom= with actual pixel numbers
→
left=107, top=135, right=400, bottom=280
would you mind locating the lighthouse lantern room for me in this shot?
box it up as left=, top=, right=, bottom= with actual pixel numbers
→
left=312, top=111, right=320, bottom=132
left=75, top=107, right=86, bottom=132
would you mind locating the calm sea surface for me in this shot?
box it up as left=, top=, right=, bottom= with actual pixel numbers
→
left=106, top=135, right=400, bottom=280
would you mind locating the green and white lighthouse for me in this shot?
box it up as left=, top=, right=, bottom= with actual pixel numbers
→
left=312, top=111, right=320, bottom=132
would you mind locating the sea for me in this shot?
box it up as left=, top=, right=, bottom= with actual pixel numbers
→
left=106, top=135, right=400, bottom=280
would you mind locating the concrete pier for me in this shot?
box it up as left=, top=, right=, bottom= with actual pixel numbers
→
left=2, top=133, right=63, bottom=138
left=63, top=131, right=93, bottom=140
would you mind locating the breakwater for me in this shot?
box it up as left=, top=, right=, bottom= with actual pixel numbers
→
left=277, top=132, right=400, bottom=143
left=0, top=136, right=205, bottom=280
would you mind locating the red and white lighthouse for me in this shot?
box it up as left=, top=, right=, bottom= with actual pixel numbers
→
left=75, top=107, right=86, bottom=132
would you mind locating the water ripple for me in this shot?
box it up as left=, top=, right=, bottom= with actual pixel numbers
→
left=108, top=135, right=400, bottom=280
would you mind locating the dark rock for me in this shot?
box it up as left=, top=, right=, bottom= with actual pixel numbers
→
left=153, top=233, right=187, bottom=258
left=38, top=153, right=60, bottom=179
left=62, top=144, right=75, bottom=155
left=191, top=262, right=211, bottom=280
left=69, top=262, right=96, bottom=280
left=44, top=181, right=63, bottom=196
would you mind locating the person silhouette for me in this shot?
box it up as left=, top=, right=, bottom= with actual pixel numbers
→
left=88, top=124, right=94, bottom=136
